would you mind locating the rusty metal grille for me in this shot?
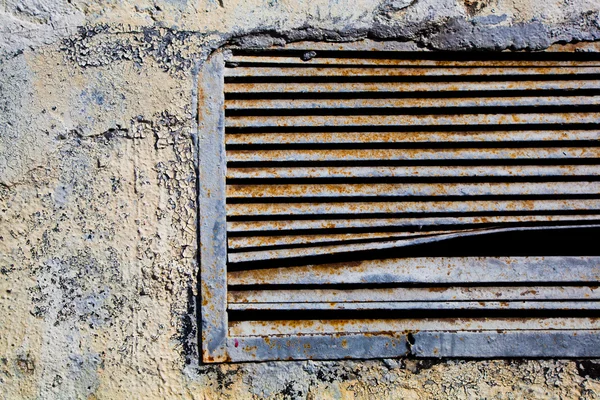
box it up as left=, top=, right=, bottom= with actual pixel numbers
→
left=199, top=47, right=600, bottom=362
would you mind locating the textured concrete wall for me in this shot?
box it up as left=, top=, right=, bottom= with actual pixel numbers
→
left=2, top=0, right=600, bottom=398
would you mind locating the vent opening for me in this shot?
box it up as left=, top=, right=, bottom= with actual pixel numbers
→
left=200, top=46, right=600, bottom=362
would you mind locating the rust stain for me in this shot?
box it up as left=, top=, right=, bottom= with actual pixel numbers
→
left=520, top=289, right=538, bottom=296
left=428, top=287, right=449, bottom=293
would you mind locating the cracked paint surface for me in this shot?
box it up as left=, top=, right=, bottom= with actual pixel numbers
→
left=2, top=0, right=600, bottom=398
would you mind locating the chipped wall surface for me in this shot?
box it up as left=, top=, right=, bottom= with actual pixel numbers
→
left=2, top=0, right=600, bottom=398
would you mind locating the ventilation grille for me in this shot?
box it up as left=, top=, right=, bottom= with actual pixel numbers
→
left=222, top=50, right=600, bottom=336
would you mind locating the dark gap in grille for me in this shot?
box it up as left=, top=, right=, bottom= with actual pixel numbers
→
left=228, top=282, right=599, bottom=291
left=225, top=89, right=600, bottom=100
left=225, top=105, right=600, bottom=117
left=225, top=123, right=600, bottom=134
left=227, top=224, right=598, bottom=253
left=226, top=141, right=600, bottom=151
left=226, top=226, right=600, bottom=270
left=230, top=50, right=600, bottom=61
left=225, top=74, right=600, bottom=84
left=227, top=62, right=600, bottom=69
left=227, top=194, right=600, bottom=205
left=227, top=159, right=600, bottom=168
left=227, top=210, right=600, bottom=223
left=228, top=227, right=600, bottom=271
left=227, top=309, right=600, bottom=322
left=226, top=176, right=600, bottom=185
left=226, top=107, right=600, bottom=119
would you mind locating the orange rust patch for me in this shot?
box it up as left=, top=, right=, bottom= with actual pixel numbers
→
left=428, top=287, right=449, bottom=293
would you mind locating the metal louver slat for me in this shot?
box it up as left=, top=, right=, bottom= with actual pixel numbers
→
left=224, top=80, right=600, bottom=93
left=227, top=165, right=600, bottom=179
left=226, top=148, right=600, bottom=162
left=226, top=130, right=600, bottom=145
left=227, top=181, right=600, bottom=198
left=227, top=256, right=600, bottom=285
left=228, top=302, right=600, bottom=311
left=199, top=47, right=600, bottom=362
left=226, top=55, right=600, bottom=67
left=225, top=113, right=600, bottom=128
left=228, top=199, right=600, bottom=216
left=228, top=217, right=600, bottom=234
left=228, top=286, right=600, bottom=303
left=226, top=97, right=600, bottom=110
left=227, top=230, right=464, bottom=249
left=229, top=318, right=600, bottom=337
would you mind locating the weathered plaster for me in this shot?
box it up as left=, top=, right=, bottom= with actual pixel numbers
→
left=2, top=0, right=600, bottom=398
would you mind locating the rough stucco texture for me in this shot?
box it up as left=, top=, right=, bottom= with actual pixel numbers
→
left=2, top=0, right=600, bottom=398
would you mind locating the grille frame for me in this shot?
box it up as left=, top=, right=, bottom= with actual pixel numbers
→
left=199, top=43, right=600, bottom=363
